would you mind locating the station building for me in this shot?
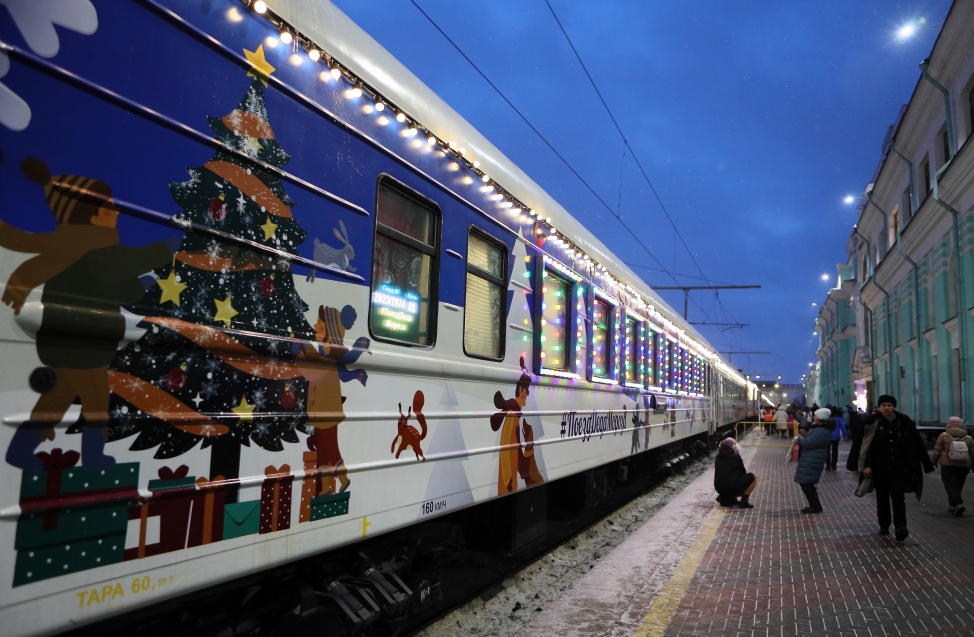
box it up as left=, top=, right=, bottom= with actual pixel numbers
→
left=814, top=0, right=974, bottom=423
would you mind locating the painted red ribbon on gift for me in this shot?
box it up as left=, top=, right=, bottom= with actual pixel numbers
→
left=35, top=448, right=80, bottom=531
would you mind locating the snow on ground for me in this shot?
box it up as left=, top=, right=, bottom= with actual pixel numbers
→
left=416, top=457, right=712, bottom=637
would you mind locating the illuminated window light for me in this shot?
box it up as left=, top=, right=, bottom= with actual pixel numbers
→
left=280, top=30, right=293, bottom=45
left=253, top=1, right=267, bottom=13
left=308, top=49, right=321, bottom=62
left=396, top=113, right=406, bottom=123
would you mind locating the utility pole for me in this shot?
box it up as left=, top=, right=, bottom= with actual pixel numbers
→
left=652, top=285, right=761, bottom=320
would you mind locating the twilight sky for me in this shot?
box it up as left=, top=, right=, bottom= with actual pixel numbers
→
left=331, top=0, right=954, bottom=383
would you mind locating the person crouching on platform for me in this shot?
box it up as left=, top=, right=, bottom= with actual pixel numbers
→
left=930, top=416, right=973, bottom=516
left=714, top=437, right=756, bottom=509
left=794, top=408, right=834, bottom=514
left=851, top=395, right=934, bottom=541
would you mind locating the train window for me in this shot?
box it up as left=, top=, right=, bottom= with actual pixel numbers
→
left=369, top=177, right=439, bottom=346
left=592, top=298, right=612, bottom=379
left=646, top=328, right=657, bottom=388
left=624, top=315, right=639, bottom=385
left=574, top=287, right=589, bottom=374
left=540, top=270, right=570, bottom=371
left=463, top=229, right=507, bottom=359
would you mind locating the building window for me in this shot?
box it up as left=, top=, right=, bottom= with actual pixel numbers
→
left=967, top=87, right=974, bottom=139
left=646, top=328, right=657, bottom=386
left=370, top=177, right=439, bottom=346
left=624, top=315, right=639, bottom=385
left=969, top=84, right=974, bottom=141
left=463, top=229, right=507, bottom=359
left=592, top=298, right=612, bottom=379
left=540, top=270, right=570, bottom=371
left=888, top=205, right=899, bottom=249
left=922, top=156, right=931, bottom=196
left=942, top=128, right=951, bottom=164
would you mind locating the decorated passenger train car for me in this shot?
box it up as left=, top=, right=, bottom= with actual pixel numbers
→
left=0, top=1, right=753, bottom=635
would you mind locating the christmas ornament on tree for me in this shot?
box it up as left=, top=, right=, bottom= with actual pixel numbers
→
left=259, top=274, right=275, bottom=298
left=208, top=194, right=227, bottom=222
left=167, top=364, right=188, bottom=392
left=281, top=384, right=295, bottom=410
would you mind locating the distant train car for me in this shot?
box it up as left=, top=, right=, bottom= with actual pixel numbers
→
left=0, top=1, right=753, bottom=635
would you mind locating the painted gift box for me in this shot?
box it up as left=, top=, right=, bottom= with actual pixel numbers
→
left=125, top=465, right=197, bottom=560
left=310, top=492, right=350, bottom=521
left=187, top=476, right=226, bottom=547
left=14, top=450, right=139, bottom=587
left=259, top=464, right=293, bottom=534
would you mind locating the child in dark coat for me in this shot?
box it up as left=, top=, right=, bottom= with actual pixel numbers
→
left=714, top=438, right=757, bottom=509
left=794, top=408, right=835, bottom=513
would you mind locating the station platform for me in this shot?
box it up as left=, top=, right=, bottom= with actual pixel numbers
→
left=514, top=433, right=974, bottom=637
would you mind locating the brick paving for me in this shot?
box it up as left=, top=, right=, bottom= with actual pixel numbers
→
left=670, top=437, right=974, bottom=637
left=516, top=434, right=974, bottom=637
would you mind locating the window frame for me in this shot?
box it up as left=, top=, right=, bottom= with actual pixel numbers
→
left=646, top=327, right=661, bottom=390
left=462, top=225, right=509, bottom=361
left=589, top=287, right=619, bottom=385
left=368, top=174, right=442, bottom=348
left=622, top=309, right=643, bottom=388
left=534, top=256, right=582, bottom=378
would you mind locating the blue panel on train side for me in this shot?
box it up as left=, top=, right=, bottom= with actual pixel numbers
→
left=0, top=0, right=519, bottom=306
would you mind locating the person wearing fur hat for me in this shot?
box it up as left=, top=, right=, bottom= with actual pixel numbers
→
left=930, top=416, right=974, bottom=516
left=713, top=437, right=756, bottom=508
left=793, top=408, right=834, bottom=513
left=850, top=394, right=935, bottom=541
left=2, top=158, right=173, bottom=472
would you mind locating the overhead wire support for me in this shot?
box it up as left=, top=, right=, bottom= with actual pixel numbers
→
left=651, top=285, right=761, bottom=320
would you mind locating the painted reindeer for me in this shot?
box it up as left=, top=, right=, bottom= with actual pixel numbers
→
left=307, top=220, right=355, bottom=281
left=391, top=390, right=427, bottom=461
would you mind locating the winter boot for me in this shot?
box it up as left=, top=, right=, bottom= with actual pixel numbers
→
left=5, top=422, right=50, bottom=472
left=81, top=424, right=116, bottom=471
left=737, top=494, right=754, bottom=509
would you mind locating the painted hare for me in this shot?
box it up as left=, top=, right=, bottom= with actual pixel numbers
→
left=307, top=220, right=356, bottom=281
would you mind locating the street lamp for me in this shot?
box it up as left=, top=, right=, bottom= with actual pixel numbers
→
left=896, top=18, right=941, bottom=41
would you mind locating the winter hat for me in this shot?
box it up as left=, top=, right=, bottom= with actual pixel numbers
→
left=21, top=157, right=113, bottom=224
left=719, top=437, right=736, bottom=448
left=317, top=305, right=345, bottom=344
left=877, top=394, right=897, bottom=407
left=814, top=408, right=832, bottom=421
left=947, top=416, right=964, bottom=426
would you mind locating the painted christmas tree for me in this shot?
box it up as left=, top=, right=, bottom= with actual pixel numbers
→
left=420, top=381, right=474, bottom=516
left=107, top=66, right=315, bottom=491
left=506, top=228, right=535, bottom=368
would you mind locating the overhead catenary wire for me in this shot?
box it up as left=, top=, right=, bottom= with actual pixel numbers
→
left=407, top=0, right=723, bottom=327
left=543, top=0, right=748, bottom=341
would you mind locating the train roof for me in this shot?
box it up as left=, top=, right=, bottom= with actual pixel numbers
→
left=268, top=0, right=745, bottom=384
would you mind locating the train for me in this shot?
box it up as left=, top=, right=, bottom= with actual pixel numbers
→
left=0, top=1, right=756, bottom=635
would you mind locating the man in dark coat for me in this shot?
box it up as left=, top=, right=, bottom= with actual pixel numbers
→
left=848, top=394, right=934, bottom=541
left=714, top=438, right=756, bottom=508
left=3, top=158, right=172, bottom=472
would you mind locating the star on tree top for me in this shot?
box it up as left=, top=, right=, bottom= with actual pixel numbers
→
left=244, top=44, right=275, bottom=85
